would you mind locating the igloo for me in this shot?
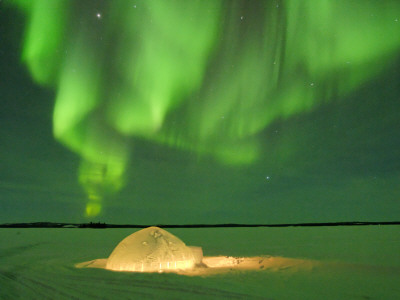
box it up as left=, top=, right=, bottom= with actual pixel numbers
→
left=106, top=227, right=203, bottom=272
left=77, top=226, right=300, bottom=276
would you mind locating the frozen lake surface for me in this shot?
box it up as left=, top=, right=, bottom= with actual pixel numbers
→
left=1, top=226, right=399, bottom=299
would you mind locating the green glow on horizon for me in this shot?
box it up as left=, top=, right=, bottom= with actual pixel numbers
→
left=11, top=0, right=400, bottom=217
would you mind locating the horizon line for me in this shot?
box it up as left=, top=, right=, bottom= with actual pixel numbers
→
left=1, top=221, right=399, bottom=228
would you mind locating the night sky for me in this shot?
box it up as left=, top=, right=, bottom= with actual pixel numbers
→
left=1, top=0, right=400, bottom=224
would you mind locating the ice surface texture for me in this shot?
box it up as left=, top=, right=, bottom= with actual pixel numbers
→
left=2, top=227, right=398, bottom=299
left=106, top=227, right=201, bottom=272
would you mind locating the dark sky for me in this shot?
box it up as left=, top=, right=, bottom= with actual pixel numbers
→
left=1, top=1, right=400, bottom=224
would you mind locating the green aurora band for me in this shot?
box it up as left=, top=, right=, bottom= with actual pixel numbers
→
left=10, top=0, right=400, bottom=217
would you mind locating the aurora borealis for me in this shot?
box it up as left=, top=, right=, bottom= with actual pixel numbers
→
left=1, top=0, right=400, bottom=223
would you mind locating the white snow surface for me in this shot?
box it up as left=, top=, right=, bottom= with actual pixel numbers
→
left=1, top=226, right=400, bottom=299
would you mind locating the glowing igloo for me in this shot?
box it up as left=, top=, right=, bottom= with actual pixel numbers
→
left=106, top=227, right=202, bottom=272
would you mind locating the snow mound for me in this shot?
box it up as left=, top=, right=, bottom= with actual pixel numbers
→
left=106, top=227, right=201, bottom=272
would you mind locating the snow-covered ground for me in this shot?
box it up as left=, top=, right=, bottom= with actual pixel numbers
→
left=1, top=226, right=399, bottom=299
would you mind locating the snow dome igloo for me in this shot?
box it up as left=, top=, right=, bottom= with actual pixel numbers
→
left=106, top=227, right=203, bottom=272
